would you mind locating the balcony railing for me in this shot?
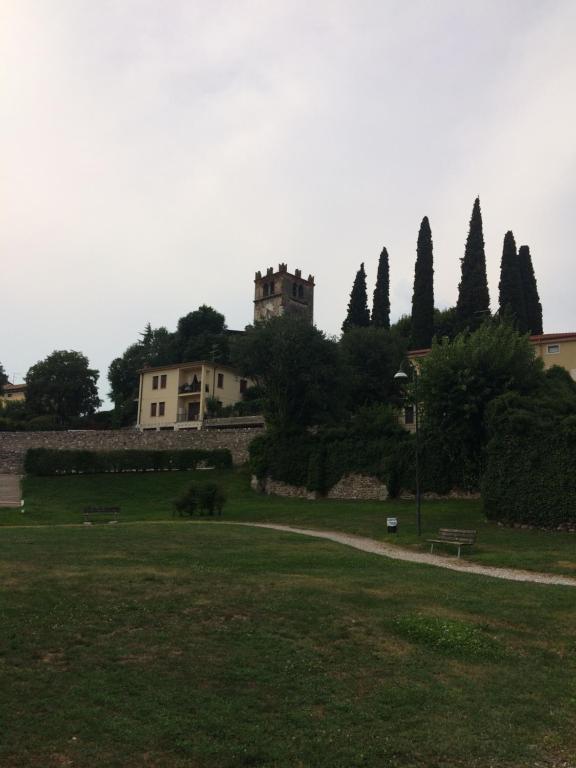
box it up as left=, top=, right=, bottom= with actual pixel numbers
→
left=179, top=383, right=201, bottom=394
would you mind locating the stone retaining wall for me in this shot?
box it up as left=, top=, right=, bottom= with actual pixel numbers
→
left=252, top=473, right=389, bottom=501
left=0, top=428, right=264, bottom=473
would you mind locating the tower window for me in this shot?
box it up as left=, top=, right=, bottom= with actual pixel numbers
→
left=298, top=285, right=304, bottom=298
left=270, top=281, right=275, bottom=294
left=292, top=283, right=297, bottom=297
left=263, top=283, right=269, bottom=297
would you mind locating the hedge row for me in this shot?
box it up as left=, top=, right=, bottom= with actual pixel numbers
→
left=24, top=448, right=233, bottom=476
left=482, top=417, right=576, bottom=528
left=249, top=429, right=413, bottom=498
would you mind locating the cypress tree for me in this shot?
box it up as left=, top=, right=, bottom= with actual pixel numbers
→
left=342, top=263, right=370, bottom=332
left=410, top=217, right=435, bottom=349
left=498, top=231, right=528, bottom=332
left=371, top=246, right=390, bottom=329
left=518, top=245, right=543, bottom=335
left=455, top=197, right=490, bottom=331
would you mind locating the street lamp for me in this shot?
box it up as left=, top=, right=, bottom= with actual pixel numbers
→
left=394, top=366, right=422, bottom=537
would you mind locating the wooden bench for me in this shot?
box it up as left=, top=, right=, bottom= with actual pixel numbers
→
left=83, top=506, right=120, bottom=525
left=427, top=528, right=476, bottom=558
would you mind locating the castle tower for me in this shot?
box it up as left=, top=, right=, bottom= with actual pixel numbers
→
left=254, top=264, right=314, bottom=324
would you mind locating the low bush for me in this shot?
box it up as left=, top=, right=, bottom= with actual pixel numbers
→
left=24, top=448, right=233, bottom=476
left=174, top=482, right=226, bottom=516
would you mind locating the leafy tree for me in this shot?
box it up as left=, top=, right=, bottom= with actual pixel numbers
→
left=342, top=263, right=370, bottom=332
left=518, top=245, right=543, bottom=335
left=339, top=327, right=404, bottom=411
left=371, top=247, right=390, bottom=329
left=455, top=197, right=490, bottom=332
left=175, top=305, right=229, bottom=363
left=410, top=217, right=435, bottom=349
left=233, top=315, right=341, bottom=430
left=418, top=322, right=544, bottom=489
left=108, top=325, right=176, bottom=424
left=0, top=363, right=8, bottom=393
left=389, top=314, right=412, bottom=346
left=498, top=231, right=528, bottom=332
left=433, top=307, right=458, bottom=341
left=26, top=350, right=101, bottom=424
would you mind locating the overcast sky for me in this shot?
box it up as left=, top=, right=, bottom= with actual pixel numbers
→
left=2, top=0, right=575, bottom=403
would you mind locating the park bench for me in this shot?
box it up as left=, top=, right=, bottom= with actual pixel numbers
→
left=427, top=528, right=476, bottom=558
left=83, top=506, right=120, bottom=525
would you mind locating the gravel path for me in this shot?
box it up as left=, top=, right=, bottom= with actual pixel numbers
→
left=227, top=522, right=576, bottom=588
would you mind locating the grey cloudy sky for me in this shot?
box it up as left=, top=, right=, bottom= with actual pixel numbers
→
left=2, top=0, right=575, bottom=403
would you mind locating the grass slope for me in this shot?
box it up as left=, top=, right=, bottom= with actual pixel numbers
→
left=1, top=522, right=576, bottom=767
left=2, top=469, right=575, bottom=576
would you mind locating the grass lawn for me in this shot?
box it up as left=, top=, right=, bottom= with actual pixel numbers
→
left=2, top=468, right=575, bottom=576
left=1, top=521, right=576, bottom=767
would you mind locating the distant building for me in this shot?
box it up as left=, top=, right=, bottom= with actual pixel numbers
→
left=0, top=383, right=26, bottom=406
left=136, top=361, right=255, bottom=431
left=254, top=263, right=314, bottom=323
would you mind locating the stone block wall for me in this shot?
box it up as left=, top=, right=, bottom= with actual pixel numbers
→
left=252, top=473, right=389, bottom=501
left=0, top=428, right=264, bottom=474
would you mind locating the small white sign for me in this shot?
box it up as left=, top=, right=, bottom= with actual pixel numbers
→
left=387, top=518, right=397, bottom=526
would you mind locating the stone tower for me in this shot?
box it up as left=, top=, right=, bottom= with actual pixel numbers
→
left=254, top=264, right=314, bottom=324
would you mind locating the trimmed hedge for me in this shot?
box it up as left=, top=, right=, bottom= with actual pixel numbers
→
left=249, top=428, right=413, bottom=498
left=482, top=417, right=576, bottom=528
left=24, top=448, right=233, bottom=476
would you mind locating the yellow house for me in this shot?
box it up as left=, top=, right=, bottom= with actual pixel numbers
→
left=137, top=361, right=253, bottom=430
left=530, top=333, right=576, bottom=380
left=0, top=383, right=26, bottom=407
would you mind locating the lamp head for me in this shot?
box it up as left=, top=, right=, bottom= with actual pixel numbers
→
left=394, top=370, right=408, bottom=380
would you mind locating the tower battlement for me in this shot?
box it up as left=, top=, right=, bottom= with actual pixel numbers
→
left=253, top=264, right=314, bottom=324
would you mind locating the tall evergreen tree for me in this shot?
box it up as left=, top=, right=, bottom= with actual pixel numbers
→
left=342, top=263, right=370, bottom=332
left=455, top=197, right=490, bottom=331
left=410, top=217, right=435, bottom=349
left=371, top=246, right=390, bottom=329
left=518, top=245, right=543, bottom=335
left=498, top=231, right=528, bottom=332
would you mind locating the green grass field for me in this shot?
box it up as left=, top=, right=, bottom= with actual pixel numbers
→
left=1, top=520, right=576, bottom=768
left=4, top=468, right=576, bottom=576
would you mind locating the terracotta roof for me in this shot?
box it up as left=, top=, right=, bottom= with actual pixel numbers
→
left=3, top=383, right=26, bottom=392
left=530, top=333, right=576, bottom=342
left=406, top=332, right=576, bottom=358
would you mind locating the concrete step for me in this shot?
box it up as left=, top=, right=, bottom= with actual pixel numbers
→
left=0, top=475, right=22, bottom=507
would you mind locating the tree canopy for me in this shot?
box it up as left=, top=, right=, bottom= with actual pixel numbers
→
left=233, top=315, right=341, bottom=430
left=371, top=247, right=390, bottom=329
left=498, top=231, right=528, bottom=332
left=26, top=350, right=101, bottom=424
left=455, top=197, right=490, bottom=332
left=410, top=216, right=435, bottom=349
left=342, top=263, right=370, bottom=332
left=518, top=245, right=543, bottom=335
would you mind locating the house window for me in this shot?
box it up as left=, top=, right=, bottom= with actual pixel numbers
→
left=240, top=379, right=248, bottom=394
left=158, top=402, right=165, bottom=416
left=152, top=376, right=159, bottom=390
left=205, top=384, right=209, bottom=393
left=217, top=373, right=224, bottom=388
left=547, top=344, right=560, bottom=354
left=150, top=403, right=157, bottom=417
left=160, top=374, right=167, bottom=388
left=404, top=406, right=415, bottom=425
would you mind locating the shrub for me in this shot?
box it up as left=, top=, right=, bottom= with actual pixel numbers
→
left=24, top=448, right=233, bottom=476
left=174, top=482, right=226, bottom=516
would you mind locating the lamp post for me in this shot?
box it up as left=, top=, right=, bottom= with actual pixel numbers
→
left=394, top=366, right=421, bottom=537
